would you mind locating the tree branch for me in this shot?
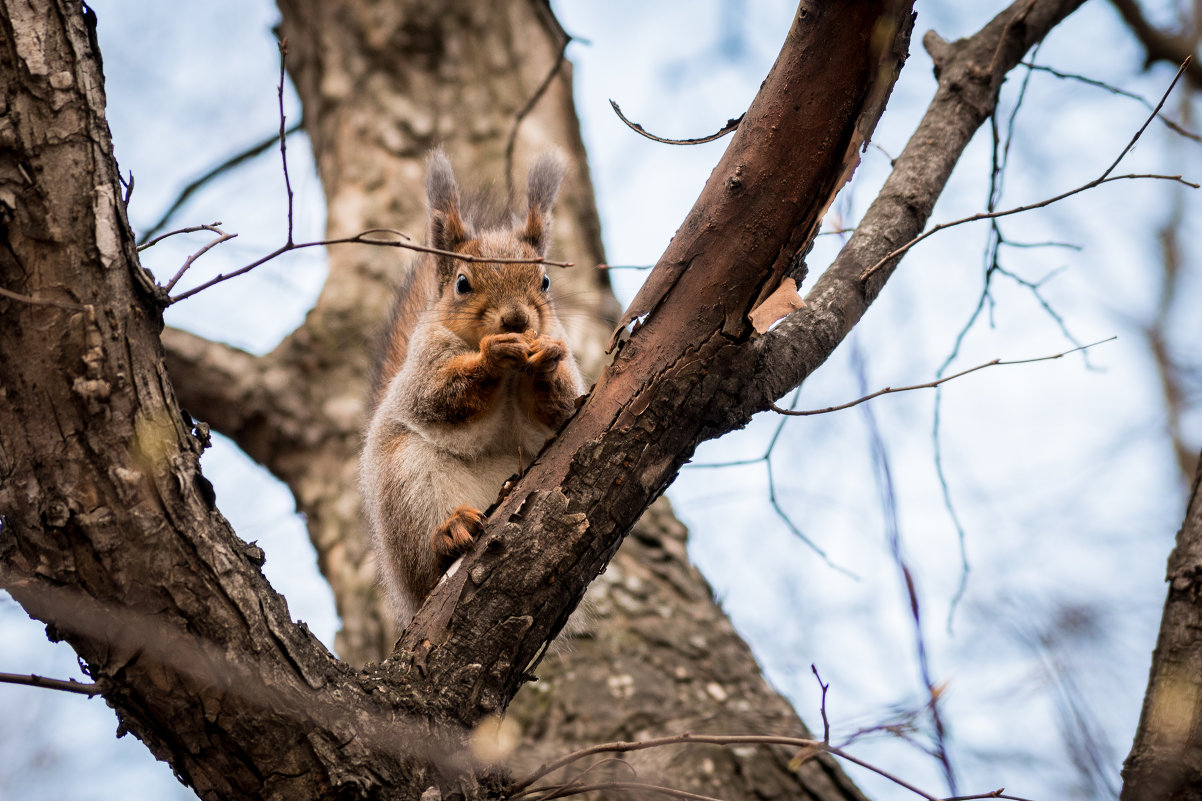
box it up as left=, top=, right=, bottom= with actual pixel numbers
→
left=0, top=671, right=100, bottom=697
left=1120, top=447, right=1202, bottom=798
left=397, top=0, right=918, bottom=725
left=769, top=337, right=1115, bottom=416
left=755, top=0, right=1089, bottom=402
left=1108, top=0, right=1202, bottom=89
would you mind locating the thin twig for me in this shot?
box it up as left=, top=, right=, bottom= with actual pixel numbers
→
left=859, top=59, right=1197, bottom=285
left=942, top=791, right=1037, bottom=801
left=505, top=23, right=571, bottom=200
left=163, top=227, right=238, bottom=292
left=609, top=100, right=743, bottom=145
left=680, top=383, right=857, bottom=575
left=860, top=171, right=1195, bottom=285
left=277, top=38, right=295, bottom=246
left=1100, top=60, right=1191, bottom=180
left=519, top=781, right=726, bottom=801
left=512, top=732, right=954, bottom=801
left=853, top=342, right=957, bottom=794
left=512, top=734, right=823, bottom=793
left=166, top=229, right=573, bottom=305
left=0, top=671, right=101, bottom=697
left=518, top=758, right=637, bottom=801
left=766, top=457, right=857, bottom=577
left=1021, top=61, right=1201, bottom=143
left=1000, top=239, right=1081, bottom=250
left=812, top=665, right=831, bottom=744
left=135, top=120, right=304, bottom=245
left=768, top=337, right=1115, bottom=417
left=137, top=222, right=225, bottom=252
left=0, top=285, right=89, bottom=311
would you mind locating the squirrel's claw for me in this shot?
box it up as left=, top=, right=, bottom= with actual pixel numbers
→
left=526, top=336, right=565, bottom=375
left=431, top=505, right=485, bottom=567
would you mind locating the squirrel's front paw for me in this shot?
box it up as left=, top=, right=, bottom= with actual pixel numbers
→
left=481, top=332, right=530, bottom=371
left=431, top=505, right=484, bottom=568
left=526, top=336, right=566, bottom=375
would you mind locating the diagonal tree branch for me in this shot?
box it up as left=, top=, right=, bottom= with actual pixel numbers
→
left=396, top=0, right=919, bottom=722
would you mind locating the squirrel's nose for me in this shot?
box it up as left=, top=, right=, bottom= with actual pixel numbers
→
left=500, top=305, right=530, bottom=333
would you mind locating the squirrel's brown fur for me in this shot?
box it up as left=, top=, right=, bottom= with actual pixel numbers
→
left=361, top=150, right=586, bottom=628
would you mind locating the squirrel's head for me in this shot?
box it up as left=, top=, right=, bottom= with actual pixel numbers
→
left=424, top=150, right=566, bottom=345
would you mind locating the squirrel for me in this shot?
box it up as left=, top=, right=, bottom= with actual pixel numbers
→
left=360, top=150, right=587, bottom=629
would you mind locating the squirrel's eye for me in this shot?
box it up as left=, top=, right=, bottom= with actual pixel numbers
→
left=455, top=274, right=472, bottom=295
left=540, top=274, right=551, bottom=292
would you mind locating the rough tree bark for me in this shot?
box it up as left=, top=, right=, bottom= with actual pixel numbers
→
left=166, top=0, right=872, bottom=795
left=1122, top=448, right=1202, bottom=800
left=0, top=0, right=1113, bottom=799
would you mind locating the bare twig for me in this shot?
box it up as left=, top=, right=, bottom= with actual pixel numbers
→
left=520, top=781, right=726, bottom=801
left=0, top=285, right=89, bottom=312
left=519, top=758, right=637, bottom=801
left=944, top=792, right=1037, bottom=801
left=1021, top=61, right=1201, bottom=143
left=136, top=120, right=304, bottom=245
left=853, top=341, right=956, bottom=794
left=163, top=226, right=238, bottom=292
left=859, top=59, right=1197, bottom=285
left=120, top=169, right=134, bottom=206
left=609, top=100, right=743, bottom=145
left=137, top=222, right=225, bottom=252
left=0, top=671, right=100, bottom=697
left=768, top=338, right=1115, bottom=417
left=166, top=229, right=573, bottom=305
left=505, top=19, right=571, bottom=200
left=860, top=171, right=1195, bottom=285
left=812, top=665, right=831, bottom=744
left=511, top=731, right=984, bottom=801
left=134, top=38, right=304, bottom=247
left=1000, top=238, right=1081, bottom=250
left=277, top=39, right=295, bottom=246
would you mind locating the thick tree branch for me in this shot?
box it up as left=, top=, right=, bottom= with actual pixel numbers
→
left=161, top=327, right=313, bottom=473
left=398, top=0, right=917, bottom=724
left=398, top=0, right=1089, bottom=735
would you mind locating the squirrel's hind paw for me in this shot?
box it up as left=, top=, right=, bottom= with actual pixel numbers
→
left=431, top=505, right=485, bottom=567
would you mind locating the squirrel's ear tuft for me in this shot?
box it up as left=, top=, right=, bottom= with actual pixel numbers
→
left=426, top=150, right=471, bottom=275
left=520, top=151, right=565, bottom=255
